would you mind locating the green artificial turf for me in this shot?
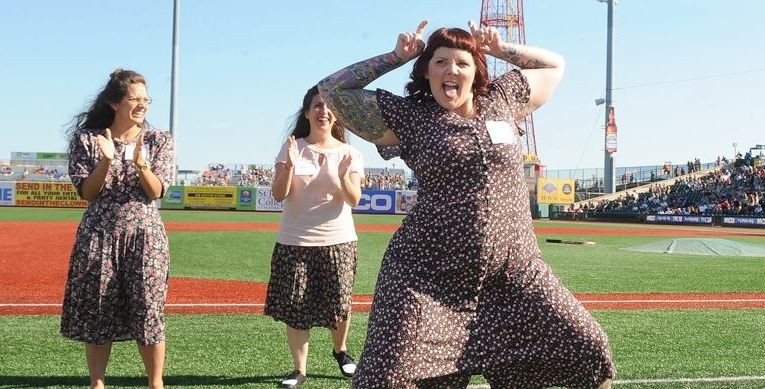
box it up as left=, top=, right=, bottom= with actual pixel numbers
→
left=1, top=310, right=764, bottom=388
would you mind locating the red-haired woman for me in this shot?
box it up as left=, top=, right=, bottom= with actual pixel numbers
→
left=318, top=21, right=615, bottom=388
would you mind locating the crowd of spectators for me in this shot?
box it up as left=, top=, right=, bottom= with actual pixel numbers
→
left=196, top=164, right=275, bottom=187
left=0, top=165, right=69, bottom=182
left=196, top=163, right=233, bottom=186
left=2, top=160, right=415, bottom=188
left=361, top=168, right=408, bottom=190
left=194, top=164, right=416, bottom=190
left=577, top=155, right=764, bottom=216
left=235, top=165, right=275, bottom=187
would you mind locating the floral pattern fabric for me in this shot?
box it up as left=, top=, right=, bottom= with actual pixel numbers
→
left=352, top=71, right=615, bottom=388
left=60, top=129, right=174, bottom=345
left=264, top=242, right=358, bottom=330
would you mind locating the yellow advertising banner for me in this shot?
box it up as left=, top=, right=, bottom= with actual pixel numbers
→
left=14, top=181, right=87, bottom=208
left=536, top=178, right=575, bottom=204
left=184, top=185, right=237, bottom=209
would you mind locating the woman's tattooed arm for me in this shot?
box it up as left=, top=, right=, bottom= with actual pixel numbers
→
left=317, top=52, right=405, bottom=145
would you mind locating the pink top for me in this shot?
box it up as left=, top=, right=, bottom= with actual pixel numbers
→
left=275, top=138, right=364, bottom=246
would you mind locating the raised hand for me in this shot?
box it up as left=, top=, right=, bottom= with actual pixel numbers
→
left=338, top=154, right=353, bottom=178
left=468, top=20, right=504, bottom=56
left=134, top=131, right=145, bottom=164
left=286, top=136, right=299, bottom=168
left=96, top=128, right=115, bottom=161
left=394, top=20, right=428, bottom=61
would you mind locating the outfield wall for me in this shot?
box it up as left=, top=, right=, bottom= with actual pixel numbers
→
left=161, top=185, right=418, bottom=215
left=551, top=210, right=765, bottom=228
left=3, top=181, right=762, bottom=228
left=0, top=182, right=417, bottom=215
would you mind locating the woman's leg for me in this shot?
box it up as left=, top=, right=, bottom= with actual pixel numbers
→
left=85, top=342, right=112, bottom=389
left=137, top=341, right=166, bottom=389
left=286, top=326, right=310, bottom=374
left=330, top=318, right=351, bottom=353
left=330, top=318, right=357, bottom=377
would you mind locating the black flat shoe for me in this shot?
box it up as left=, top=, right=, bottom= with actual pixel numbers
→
left=280, top=370, right=306, bottom=388
left=332, top=349, right=357, bottom=378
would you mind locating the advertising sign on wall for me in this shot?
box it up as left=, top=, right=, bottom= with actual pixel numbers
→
left=395, top=190, right=418, bottom=214
left=536, top=178, right=575, bottom=204
left=354, top=190, right=396, bottom=214
left=237, top=187, right=256, bottom=211
left=645, top=215, right=713, bottom=225
left=255, top=187, right=284, bottom=211
left=13, top=181, right=87, bottom=208
left=160, top=186, right=185, bottom=209
left=0, top=182, right=14, bottom=206
left=184, top=186, right=237, bottom=209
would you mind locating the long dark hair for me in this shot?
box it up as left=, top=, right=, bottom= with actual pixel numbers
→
left=289, top=85, right=345, bottom=143
left=66, top=69, right=149, bottom=154
left=405, top=27, right=489, bottom=101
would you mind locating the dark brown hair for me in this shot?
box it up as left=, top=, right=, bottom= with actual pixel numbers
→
left=290, top=85, right=345, bottom=142
left=66, top=69, right=149, bottom=154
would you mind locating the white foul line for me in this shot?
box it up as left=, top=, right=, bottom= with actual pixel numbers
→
left=615, top=375, right=765, bottom=384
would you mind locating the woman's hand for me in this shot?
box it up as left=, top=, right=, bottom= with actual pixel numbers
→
left=285, top=136, right=299, bottom=169
left=468, top=20, right=504, bottom=57
left=96, top=128, right=115, bottom=161
left=338, top=153, right=361, bottom=206
left=394, top=20, right=428, bottom=61
left=338, top=154, right=353, bottom=178
left=134, top=131, right=146, bottom=165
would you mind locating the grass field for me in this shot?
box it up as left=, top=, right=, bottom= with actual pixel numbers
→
left=1, top=207, right=764, bottom=388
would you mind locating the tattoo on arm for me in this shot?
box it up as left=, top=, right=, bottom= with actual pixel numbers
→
left=333, top=90, right=390, bottom=142
left=320, top=52, right=403, bottom=91
left=495, top=44, right=549, bottom=69
left=318, top=52, right=405, bottom=142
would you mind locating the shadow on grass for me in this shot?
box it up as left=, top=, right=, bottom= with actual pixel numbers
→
left=0, top=374, right=349, bottom=387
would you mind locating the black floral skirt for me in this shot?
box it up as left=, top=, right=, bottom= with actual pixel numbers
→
left=264, top=241, right=358, bottom=330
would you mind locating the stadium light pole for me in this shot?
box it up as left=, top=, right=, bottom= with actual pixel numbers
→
left=597, top=0, right=615, bottom=194
left=169, top=0, right=180, bottom=184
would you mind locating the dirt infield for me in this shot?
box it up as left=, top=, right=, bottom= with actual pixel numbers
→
left=2, top=220, right=764, bottom=316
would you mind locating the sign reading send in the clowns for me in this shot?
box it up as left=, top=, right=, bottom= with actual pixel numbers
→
left=13, top=181, right=87, bottom=208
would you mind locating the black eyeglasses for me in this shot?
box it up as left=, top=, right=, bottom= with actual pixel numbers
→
left=125, top=97, right=153, bottom=105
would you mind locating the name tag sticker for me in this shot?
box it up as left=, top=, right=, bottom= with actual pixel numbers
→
left=123, top=144, right=150, bottom=161
left=294, top=160, right=319, bottom=176
left=124, top=144, right=135, bottom=161
left=485, top=120, right=517, bottom=145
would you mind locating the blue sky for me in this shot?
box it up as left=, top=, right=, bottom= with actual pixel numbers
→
left=2, top=0, right=763, bottom=173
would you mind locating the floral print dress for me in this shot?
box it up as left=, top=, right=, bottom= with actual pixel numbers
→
left=60, top=129, right=174, bottom=345
left=352, top=71, right=615, bottom=387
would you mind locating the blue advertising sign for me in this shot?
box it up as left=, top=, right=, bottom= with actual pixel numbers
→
left=645, top=215, right=713, bottom=225
left=354, top=190, right=396, bottom=214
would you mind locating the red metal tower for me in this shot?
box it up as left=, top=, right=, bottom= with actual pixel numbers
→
left=479, top=0, right=538, bottom=160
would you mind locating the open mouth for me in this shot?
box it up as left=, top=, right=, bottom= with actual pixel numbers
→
left=443, top=81, right=458, bottom=98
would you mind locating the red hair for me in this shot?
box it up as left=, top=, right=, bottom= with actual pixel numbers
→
left=405, top=27, right=489, bottom=100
